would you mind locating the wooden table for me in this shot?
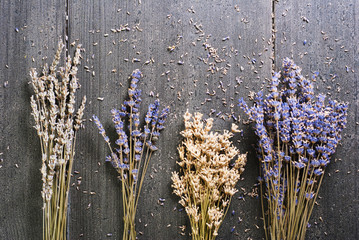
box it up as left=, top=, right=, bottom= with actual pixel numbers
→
left=0, top=0, right=357, bottom=239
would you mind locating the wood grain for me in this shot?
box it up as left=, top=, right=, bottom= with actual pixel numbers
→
left=0, top=0, right=66, bottom=239
left=275, top=1, right=358, bottom=239
left=0, top=0, right=357, bottom=239
left=67, top=0, right=271, bottom=239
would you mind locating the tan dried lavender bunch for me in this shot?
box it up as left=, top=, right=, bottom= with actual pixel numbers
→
left=171, top=111, right=247, bottom=240
left=30, top=40, right=86, bottom=240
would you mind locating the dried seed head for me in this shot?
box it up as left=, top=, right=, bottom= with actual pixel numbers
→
left=172, top=111, right=247, bottom=237
left=30, top=40, right=85, bottom=206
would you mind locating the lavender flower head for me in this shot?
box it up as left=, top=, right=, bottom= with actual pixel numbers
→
left=92, top=69, right=169, bottom=239
left=238, top=58, right=348, bottom=239
left=93, top=69, right=169, bottom=173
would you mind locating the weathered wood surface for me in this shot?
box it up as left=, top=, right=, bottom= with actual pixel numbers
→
left=275, top=1, right=358, bottom=239
left=0, top=0, right=357, bottom=239
left=0, top=0, right=66, bottom=239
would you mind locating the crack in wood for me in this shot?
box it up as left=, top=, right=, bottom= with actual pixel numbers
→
left=271, top=0, right=276, bottom=72
left=65, top=0, right=70, bottom=52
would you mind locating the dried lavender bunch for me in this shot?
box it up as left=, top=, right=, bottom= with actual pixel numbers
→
left=30, top=40, right=86, bottom=240
left=171, top=111, right=247, bottom=240
left=93, top=69, right=169, bottom=240
left=238, top=58, right=348, bottom=240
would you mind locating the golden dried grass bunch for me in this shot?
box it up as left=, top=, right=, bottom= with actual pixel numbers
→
left=171, top=111, right=247, bottom=240
left=30, top=40, right=86, bottom=240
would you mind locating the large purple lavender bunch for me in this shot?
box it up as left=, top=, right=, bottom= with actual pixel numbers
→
left=238, top=58, right=347, bottom=240
left=93, top=70, right=169, bottom=240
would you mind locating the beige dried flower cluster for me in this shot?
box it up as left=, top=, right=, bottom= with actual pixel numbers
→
left=171, top=111, right=247, bottom=240
left=30, top=40, right=86, bottom=240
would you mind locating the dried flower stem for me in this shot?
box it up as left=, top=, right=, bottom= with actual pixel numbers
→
left=30, top=40, right=86, bottom=240
left=93, top=70, right=169, bottom=240
left=239, top=58, right=347, bottom=240
left=172, top=111, right=247, bottom=239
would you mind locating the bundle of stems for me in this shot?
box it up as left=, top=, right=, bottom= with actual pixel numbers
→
left=30, top=40, right=86, bottom=240
left=93, top=69, right=169, bottom=240
left=171, top=111, right=247, bottom=240
left=238, top=58, right=348, bottom=239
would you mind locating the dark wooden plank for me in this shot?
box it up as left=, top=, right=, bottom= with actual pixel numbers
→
left=68, top=0, right=272, bottom=239
left=0, top=0, right=65, bottom=239
left=5, top=1, right=357, bottom=239
left=275, top=1, right=358, bottom=239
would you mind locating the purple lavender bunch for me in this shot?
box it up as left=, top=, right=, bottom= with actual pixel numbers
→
left=238, top=58, right=347, bottom=240
left=93, top=69, right=169, bottom=240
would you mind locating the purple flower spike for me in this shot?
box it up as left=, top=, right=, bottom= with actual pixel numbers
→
left=238, top=58, right=348, bottom=239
